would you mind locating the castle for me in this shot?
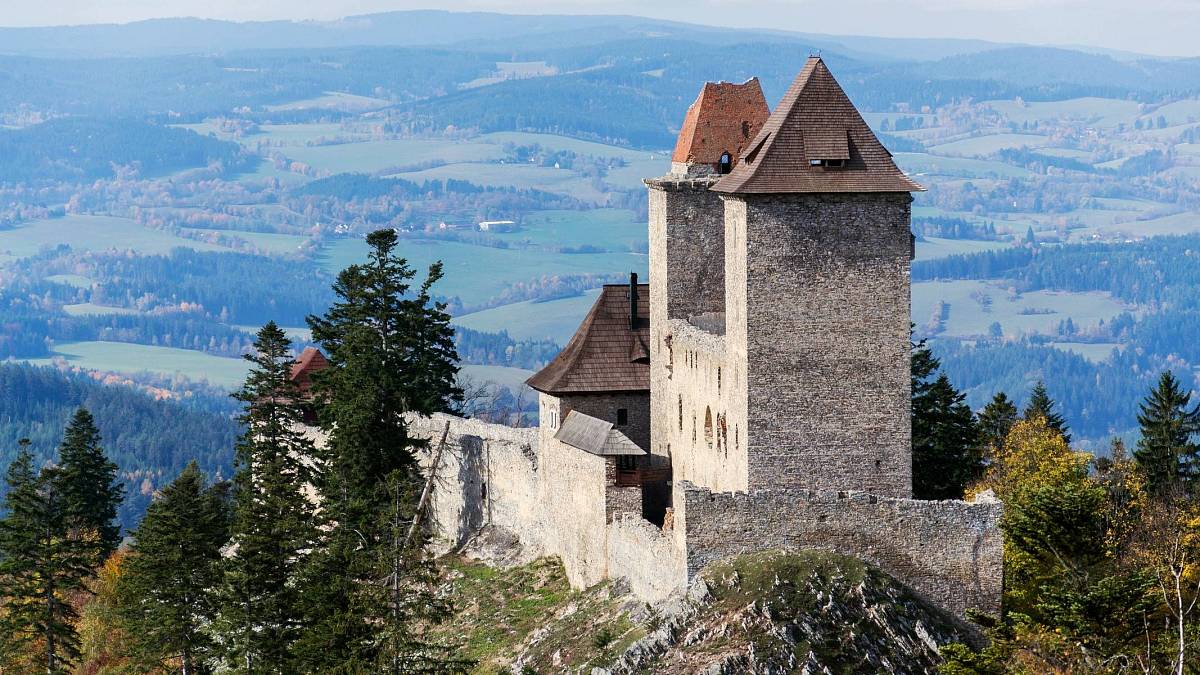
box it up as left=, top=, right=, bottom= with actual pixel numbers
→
left=399, top=57, right=1003, bottom=618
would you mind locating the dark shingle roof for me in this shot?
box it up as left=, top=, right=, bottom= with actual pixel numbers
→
left=525, top=284, right=650, bottom=395
left=671, top=79, right=771, bottom=167
left=554, top=410, right=645, bottom=456
left=712, top=57, right=924, bottom=195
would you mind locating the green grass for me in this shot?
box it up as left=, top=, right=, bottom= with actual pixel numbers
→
left=912, top=280, right=1129, bottom=339
left=287, top=139, right=507, bottom=174
left=0, top=215, right=228, bottom=259
left=62, top=303, right=139, bottom=316
left=927, top=133, right=1051, bottom=157
left=27, top=341, right=249, bottom=388
left=493, top=209, right=645, bottom=252
left=1049, top=341, right=1120, bottom=363
left=453, top=289, right=602, bottom=344
left=914, top=237, right=1011, bottom=261
left=266, top=91, right=391, bottom=112
left=190, top=228, right=309, bottom=255
left=320, top=239, right=647, bottom=306
left=894, top=152, right=1032, bottom=179
left=45, top=274, right=92, bottom=288
left=477, top=132, right=662, bottom=162
left=984, top=97, right=1141, bottom=128
left=391, top=162, right=608, bottom=202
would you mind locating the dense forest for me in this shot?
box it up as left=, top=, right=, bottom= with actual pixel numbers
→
left=0, top=118, right=252, bottom=182
left=0, top=362, right=238, bottom=530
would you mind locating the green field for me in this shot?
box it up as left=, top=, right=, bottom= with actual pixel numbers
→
left=895, top=153, right=1032, bottom=179
left=1049, top=341, right=1120, bottom=363
left=927, top=133, right=1051, bottom=157
left=62, top=303, right=140, bottom=316
left=914, top=238, right=1011, bottom=261
left=912, top=280, right=1129, bottom=339
left=453, top=289, right=602, bottom=344
left=493, top=209, right=645, bottom=251
left=477, top=132, right=660, bottom=162
left=0, top=215, right=227, bottom=259
left=191, top=228, right=309, bottom=255
left=320, top=238, right=648, bottom=306
left=266, top=91, right=391, bottom=112
left=28, top=341, right=250, bottom=388
left=46, top=274, right=93, bottom=288
left=984, top=97, right=1140, bottom=128
left=392, top=163, right=608, bottom=202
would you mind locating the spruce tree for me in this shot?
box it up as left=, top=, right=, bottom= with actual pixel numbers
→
left=978, top=391, right=1019, bottom=458
left=1023, top=381, right=1071, bottom=443
left=117, top=462, right=231, bottom=675
left=1133, top=370, right=1200, bottom=496
left=0, top=443, right=92, bottom=673
left=216, top=322, right=318, bottom=672
left=56, top=408, right=124, bottom=565
left=913, top=374, right=982, bottom=500
left=297, top=229, right=463, bottom=670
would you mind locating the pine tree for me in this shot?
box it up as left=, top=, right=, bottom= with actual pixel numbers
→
left=117, top=462, right=231, bottom=675
left=0, top=442, right=93, bottom=673
left=1133, top=370, right=1200, bottom=496
left=297, top=229, right=463, bottom=669
left=56, top=408, right=124, bottom=566
left=1023, top=381, right=1071, bottom=443
left=913, top=374, right=983, bottom=500
left=216, top=322, right=318, bottom=672
left=978, top=392, right=1019, bottom=458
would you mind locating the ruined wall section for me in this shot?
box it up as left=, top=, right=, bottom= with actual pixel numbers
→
left=662, top=319, right=747, bottom=493
left=606, top=513, right=688, bottom=602
left=726, top=192, right=914, bottom=497
left=678, top=481, right=1003, bottom=617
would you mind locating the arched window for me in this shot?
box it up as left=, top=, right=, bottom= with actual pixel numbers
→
left=703, top=407, right=714, bottom=448
left=718, top=152, right=733, bottom=174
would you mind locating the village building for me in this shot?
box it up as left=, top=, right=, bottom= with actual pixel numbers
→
left=311, top=57, right=1004, bottom=619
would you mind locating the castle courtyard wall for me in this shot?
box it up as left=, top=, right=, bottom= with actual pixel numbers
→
left=678, top=481, right=1003, bottom=617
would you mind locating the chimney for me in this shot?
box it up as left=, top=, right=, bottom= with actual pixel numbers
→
left=629, top=272, right=638, bottom=330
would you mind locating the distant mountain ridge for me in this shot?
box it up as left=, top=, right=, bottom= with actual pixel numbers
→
left=0, top=10, right=1024, bottom=62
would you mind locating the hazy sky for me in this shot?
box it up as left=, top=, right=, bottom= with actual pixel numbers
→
left=2, top=0, right=1198, bottom=57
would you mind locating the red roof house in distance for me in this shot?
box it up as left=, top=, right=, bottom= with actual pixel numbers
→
left=290, top=347, right=329, bottom=396
left=671, top=78, right=770, bottom=177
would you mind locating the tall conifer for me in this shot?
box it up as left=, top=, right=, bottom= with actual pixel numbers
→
left=297, top=229, right=463, bottom=670
left=978, top=392, right=1019, bottom=458
left=913, top=374, right=982, bottom=499
left=117, top=462, right=230, bottom=674
left=1133, top=370, right=1200, bottom=496
left=1023, top=381, right=1071, bottom=443
left=217, top=322, right=318, bottom=672
left=56, top=408, right=124, bottom=565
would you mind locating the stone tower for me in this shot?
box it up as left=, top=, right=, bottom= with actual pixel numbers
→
left=644, top=80, right=770, bottom=476
left=712, top=57, right=923, bottom=498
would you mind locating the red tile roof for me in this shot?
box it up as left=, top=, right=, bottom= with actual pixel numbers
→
left=712, top=57, right=924, bottom=194
left=290, top=347, right=329, bottom=394
left=526, top=284, right=650, bottom=395
left=671, top=78, right=771, bottom=168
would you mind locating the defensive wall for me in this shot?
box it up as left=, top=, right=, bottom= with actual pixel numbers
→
left=407, top=413, right=1003, bottom=617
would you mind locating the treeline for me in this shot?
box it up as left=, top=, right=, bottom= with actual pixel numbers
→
left=912, top=215, right=1001, bottom=240
left=0, top=118, right=252, bottom=184
left=0, top=229, right=470, bottom=672
left=0, top=362, right=238, bottom=531
left=287, top=172, right=585, bottom=229
left=454, top=326, right=559, bottom=371
left=918, top=347, right=1200, bottom=671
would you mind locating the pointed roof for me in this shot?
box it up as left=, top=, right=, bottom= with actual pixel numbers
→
left=712, top=57, right=924, bottom=194
left=525, top=284, right=650, bottom=395
left=290, top=347, right=329, bottom=394
left=672, top=78, right=770, bottom=167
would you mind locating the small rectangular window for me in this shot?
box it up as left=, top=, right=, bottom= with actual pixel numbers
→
left=617, top=455, right=637, bottom=471
left=616, top=408, right=628, bottom=426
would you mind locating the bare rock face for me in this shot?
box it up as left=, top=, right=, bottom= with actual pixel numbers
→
left=606, top=550, right=974, bottom=675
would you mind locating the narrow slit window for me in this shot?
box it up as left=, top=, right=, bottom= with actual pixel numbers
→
left=616, top=408, right=628, bottom=426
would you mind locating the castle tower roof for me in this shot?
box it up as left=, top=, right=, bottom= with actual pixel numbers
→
left=671, top=78, right=770, bottom=169
left=526, top=283, right=650, bottom=395
left=712, top=57, right=924, bottom=194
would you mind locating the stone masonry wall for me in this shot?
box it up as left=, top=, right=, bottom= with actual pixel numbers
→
left=558, top=392, right=651, bottom=451
left=727, top=192, right=914, bottom=497
left=606, top=513, right=688, bottom=602
left=648, top=178, right=725, bottom=467
left=679, top=481, right=1003, bottom=617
